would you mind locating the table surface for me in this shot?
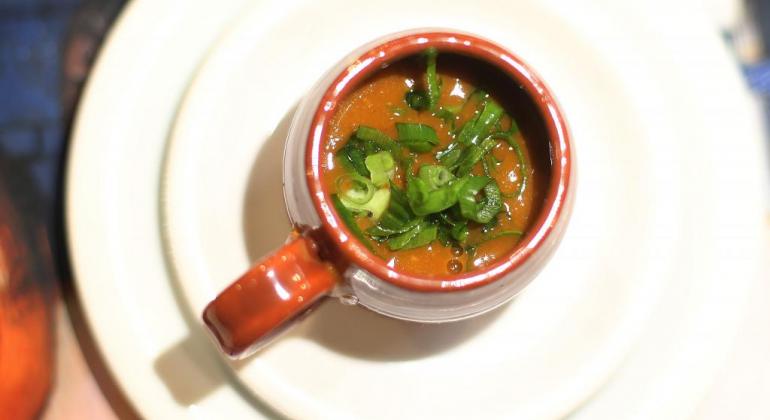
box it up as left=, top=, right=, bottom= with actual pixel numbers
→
left=0, top=1, right=768, bottom=419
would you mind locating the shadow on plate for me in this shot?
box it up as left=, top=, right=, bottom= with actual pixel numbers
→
left=239, top=106, right=508, bottom=362
left=153, top=334, right=229, bottom=406
left=241, top=106, right=295, bottom=262
left=154, top=103, right=511, bottom=407
left=289, top=298, right=508, bottom=361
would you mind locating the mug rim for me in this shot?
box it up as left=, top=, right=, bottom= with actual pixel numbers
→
left=305, top=30, right=572, bottom=292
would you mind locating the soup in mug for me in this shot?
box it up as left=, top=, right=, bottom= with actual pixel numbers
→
left=321, top=49, right=551, bottom=278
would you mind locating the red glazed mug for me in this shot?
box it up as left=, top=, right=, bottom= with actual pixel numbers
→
left=203, top=30, right=574, bottom=358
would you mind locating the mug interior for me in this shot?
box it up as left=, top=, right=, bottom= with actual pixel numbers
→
left=305, top=31, right=571, bottom=292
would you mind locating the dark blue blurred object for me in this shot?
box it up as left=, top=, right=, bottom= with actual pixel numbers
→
left=744, top=60, right=770, bottom=95
left=1, top=0, right=122, bottom=203
left=0, top=0, right=79, bottom=201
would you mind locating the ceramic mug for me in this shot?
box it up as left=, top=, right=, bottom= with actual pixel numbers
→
left=203, top=30, right=574, bottom=358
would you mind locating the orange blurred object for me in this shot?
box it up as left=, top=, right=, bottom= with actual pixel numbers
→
left=0, top=179, right=53, bottom=419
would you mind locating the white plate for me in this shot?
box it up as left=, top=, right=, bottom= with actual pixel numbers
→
left=67, top=0, right=767, bottom=419
left=162, top=1, right=667, bottom=419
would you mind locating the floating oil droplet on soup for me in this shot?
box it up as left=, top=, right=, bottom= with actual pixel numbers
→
left=447, top=259, right=463, bottom=274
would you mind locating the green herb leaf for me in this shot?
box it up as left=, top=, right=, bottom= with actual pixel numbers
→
left=364, top=151, right=395, bottom=187
left=396, top=123, right=440, bottom=153
left=456, top=176, right=503, bottom=224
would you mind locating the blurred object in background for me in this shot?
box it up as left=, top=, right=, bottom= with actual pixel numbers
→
left=705, top=0, right=764, bottom=63
left=714, top=0, right=770, bottom=206
left=1, top=0, right=126, bottom=418
left=0, top=175, right=53, bottom=420
left=725, top=1, right=770, bottom=100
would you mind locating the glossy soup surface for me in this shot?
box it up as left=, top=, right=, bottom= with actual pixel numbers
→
left=322, top=53, right=550, bottom=278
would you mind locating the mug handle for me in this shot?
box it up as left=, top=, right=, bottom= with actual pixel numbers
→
left=202, top=232, right=340, bottom=358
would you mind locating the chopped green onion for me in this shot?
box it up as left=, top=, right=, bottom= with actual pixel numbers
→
left=458, top=100, right=504, bottom=146
left=406, top=175, right=458, bottom=216
left=506, top=135, right=528, bottom=200
left=450, top=222, right=469, bottom=243
left=396, top=123, right=439, bottom=153
left=508, top=117, right=520, bottom=135
left=367, top=217, right=421, bottom=238
left=465, top=246, right=477, bottom=271
left=436, top=224, right=452, bottom=247
left=405, top=164, right=462, bottom=216
left=456, top=176, right=503, bottom=224
left=337, top=139, right=370, bottom=177
left=388, top=220, right=437, bottom=250
left=387, top=183, right=412, bottom=220
left=418, top=164, right=455, bottom=190
left=364, top=151, right=395, bottom=187
left=487, top=127, right=528, bottom=200
left=340, top=187, right=391, bottom=221
left=405, top=90, right=429, bottom=111
left=437, top=211, right=459, bottom=227
left=455, top=137, right=498, bottom=177
left=481, top=215, right=498, bottom=233
left=467, top=230, right=524, bottom=248
left=463, top=89, right=488, bottom=110
left=331, top=194, right=375, bottom=252
left=366, top=183, right=416, bottom=239
left=336, top=174, right=375, bottom=205
left=434, top=107, right=457, bottom=131
left=482, top=154, right=493, bottom=177
left=424, top=47, right=440, bottom=111
left=436, top=142, right=463, bottom=167
left=355, top=126, right=402, bottom=157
